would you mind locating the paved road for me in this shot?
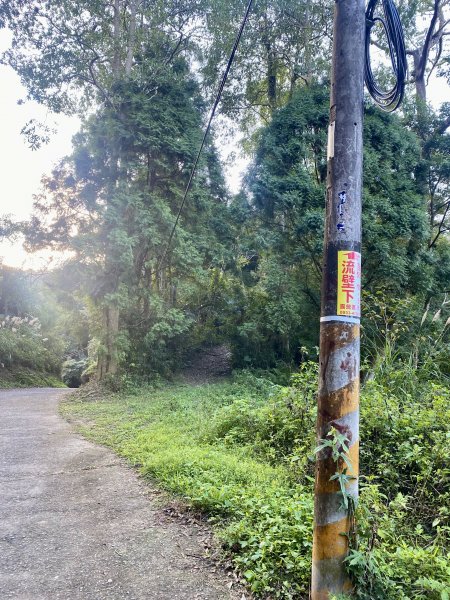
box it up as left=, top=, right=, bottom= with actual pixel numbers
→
left=0, top=388, right=233, bottom=600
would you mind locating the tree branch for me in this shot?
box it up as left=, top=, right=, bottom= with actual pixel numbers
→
left=426, top=36, right=443, bottom=84
left=429, top=200, right=450, bottom=248
left=436, top=114, right=450, bottom=135
left=418, top=0, right=441, bottom=80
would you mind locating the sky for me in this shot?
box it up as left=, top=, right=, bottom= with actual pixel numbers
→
left=0, top=28, right=448, bottom=270
left=0, top=30, right=79, bottom=269
left=0, top=29, right=248, bottom=270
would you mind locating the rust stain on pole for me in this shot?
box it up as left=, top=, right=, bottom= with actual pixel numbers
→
left=311, top=0, right=365, bottom=597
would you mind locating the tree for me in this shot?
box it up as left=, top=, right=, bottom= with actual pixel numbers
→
left=0, top=0, right=202, bottom=114
left=232, top=83, right=436, bottom=366
left=1, top=0, right=225, bottom=377
left=402, top=0, right=450, bottom=105
left=25, top=53, right=231, bottom=376
left=199, top=0, right=332, bottom=139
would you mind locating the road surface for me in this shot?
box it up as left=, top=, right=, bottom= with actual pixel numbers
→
left=0, top=388, right=234, bottom=600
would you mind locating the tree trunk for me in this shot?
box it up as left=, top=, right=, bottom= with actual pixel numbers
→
left=112, top=0, right=122, bottom=77
left=97, top=305, right=120, bottom=379
left=262, top=15, right=277, bottom=115
left=412, top=49, right=427, bottom=105
left=125, top=0, right=138, bottom=76
left=266, top=44, right=277, bottom=114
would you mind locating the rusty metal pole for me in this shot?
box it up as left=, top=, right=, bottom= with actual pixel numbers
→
left=311, top=0, right=365, bottom=598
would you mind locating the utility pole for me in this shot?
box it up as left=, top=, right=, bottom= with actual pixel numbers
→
left=311, top=0, right=365, bottom=598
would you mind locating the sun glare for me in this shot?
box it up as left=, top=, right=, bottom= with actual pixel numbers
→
left=0, top=238, right=70, bottom=271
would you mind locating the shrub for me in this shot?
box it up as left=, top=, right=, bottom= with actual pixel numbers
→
left=61, top=357, right=88, bottom=387
left=345, top=484, right=450, bottom=600
left=221, top=486, right=313, bottom=599
left=0, top=315, right=63, bottom=374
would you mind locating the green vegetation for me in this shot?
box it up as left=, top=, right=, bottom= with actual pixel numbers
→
left=1, top=2, right=449, bottom=597
left=0, top=268, right=65, bottom=388
left=62, top=351, right=450, bottom=599
left=1, top=1, right=448, bottom=380
left=0, top=264, right=101, bottom=390
left=0, top=316, right=61, bottom=371
left=0, top=367, right=65, bottom=389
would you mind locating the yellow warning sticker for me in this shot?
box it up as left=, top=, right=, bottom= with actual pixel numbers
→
left=337, top=251, right=361, bottom=318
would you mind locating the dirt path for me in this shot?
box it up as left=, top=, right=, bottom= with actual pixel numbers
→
left=180, top=345, right=232, bottom=385
left=0, top=388, right=236, bottom=600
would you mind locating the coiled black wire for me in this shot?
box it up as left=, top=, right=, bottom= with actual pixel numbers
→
left=365, top=0, right=407, bottom=112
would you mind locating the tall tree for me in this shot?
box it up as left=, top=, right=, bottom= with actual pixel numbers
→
left=368, top=0, right=450, bottom=293
left=231, top=84, right=438, bottom=366
left=1, top=0, right=221, bottom=377
left=403, top=0, right=450, bottom=104
left=199, top=0, right=332, bottom=138
left=25, top=54, right=231, bottom=375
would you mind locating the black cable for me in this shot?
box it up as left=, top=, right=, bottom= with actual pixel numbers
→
left=365, top=0, right=407, bottom=112
left=157, top=0, right=254, bottom=271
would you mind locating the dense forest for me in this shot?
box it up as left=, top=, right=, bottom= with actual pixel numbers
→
left=0, top=0, right=449, bottom=598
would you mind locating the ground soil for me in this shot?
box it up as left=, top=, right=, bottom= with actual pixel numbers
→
left=0, top=388, right=246, bottom=600
left=180, top=345, right=232, bottom=385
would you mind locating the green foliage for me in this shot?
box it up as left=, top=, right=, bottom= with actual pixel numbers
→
left=0, top=316, right=63, bottom=375
left=315, top=428, right=355, bottom=509
left=5, top=0, right=449, bottom=382
left=0, top=265, right=88, bottom=382
left=360, top=380, right=450, bottom=527
left=63, top=350, right=450, bottom=598
left=219, top=83, right=438, bottom=369
left=221, top=487, right=313, bottom=598
left=0, top=367, right=66, bottom=389
left=204, top=365, right=317, bottom=468
left=345, top=339, right=450, bottom=599
left=200, top=0, right=332, bottom=135
left=3, top=2, right=450, bottom=594
left=61, top=357, right=88, bottom=388
left=361, top=290, right=450, bottom=382
left=345, top=484, right=450, bottom=600
left=1, top=0, right=207, bottom=117
left=4, top=0, right=234, bottom=379
left=25, top=51, right=232, bottom=378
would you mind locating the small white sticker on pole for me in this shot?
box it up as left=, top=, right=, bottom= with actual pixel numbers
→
left=327, top=122, right=335, bottom=159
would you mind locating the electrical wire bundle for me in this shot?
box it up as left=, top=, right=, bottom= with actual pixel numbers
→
left=365, top=0, right=407, bottom=112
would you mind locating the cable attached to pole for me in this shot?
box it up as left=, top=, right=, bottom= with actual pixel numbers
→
left=364, top=0, right=407, bottom=112
left=157, top=0, right=254, bottom=271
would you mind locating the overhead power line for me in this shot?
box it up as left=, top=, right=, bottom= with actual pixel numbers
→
left=158, top=0, right=254, bottom=271
left=159, top=0, right=406, bottom=275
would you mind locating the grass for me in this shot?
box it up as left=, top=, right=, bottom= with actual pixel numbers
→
left=0, top=367, right=66, bottom=389
left=60, top=379, right=297, bottom=510
left=60, top=370, right=450, bottom=599
left=61, top=377, right=315, bottom=598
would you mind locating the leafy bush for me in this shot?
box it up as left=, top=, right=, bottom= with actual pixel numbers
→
left=61, top=357, right=88, bottom=387
left=221, top=487, right=313, bottom=598
left=361, top=291, right=450, bottom=384
left=0, top=315, right=63, bottom=374
left=344, top=484, right=450, bottom=600
left=360, top=380, right=450, bottom=529
left=205, top=364, right=318, bottom=468
left=0, top=366, right=65, bottom=388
